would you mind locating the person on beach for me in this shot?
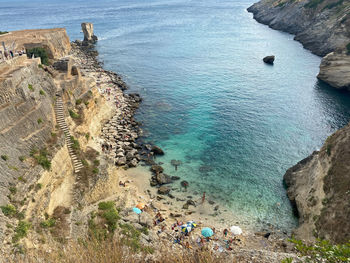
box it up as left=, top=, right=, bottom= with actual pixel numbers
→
left=223, top=228, right=228, bottom=237
left=201, top=192, right=206, bottom=204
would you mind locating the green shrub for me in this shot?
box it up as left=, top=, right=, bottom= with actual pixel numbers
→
left=40, top=218, right=56, bottom=228
left=1, top=155, right=8, bottom=161
left=26, top=47, right=49, bottom=65
left=324, top=0, right=344, bottom=9
left=38, top=64, right=44, bottom=69
left=28, top=84, right=34, bottom=92
left=69, top=110, right=80, bottom=119
left=347, top=43, right=350, bottom=55
left=18, top=176, right=26, bottom=182
left=92, top=168, right=99, bottom=174
left=32, top=148, right=51, bottom=170
left=0, top=31, right=8, bottom=35
left=1, top=204, right=17, bottom=217
left=85, top=133, right=90, bottom=141
left=286, top=238, right=350, bottom=262
left=70, top=136, right=80, bottom=151
left=13, top=221, right=31, bottom=242
left=36, top=183, right=42, bottom=190
left=76, top=99, right=82, bottom=105
left=9, top=186, right=17, bottom=194
left=98, top=201, right=115, bottom=211
left=93, top=160, right=100, bottom=166
left=19, top=156, right=26, bottom=162
left=81, top=159, right=88, bottom=166
left=39, top=90, right=45, bottom=95
left=37, top=118, right=43, bottom=124
left=304, top=0, right=324, bottom=8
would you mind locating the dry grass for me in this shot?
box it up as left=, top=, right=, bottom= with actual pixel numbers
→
left=3, top=238, right=227, bottom=263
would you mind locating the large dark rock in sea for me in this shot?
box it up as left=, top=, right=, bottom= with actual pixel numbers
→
left=263, top=55, right=275, bottom=64
left=151, top=145, right=164, bottom=155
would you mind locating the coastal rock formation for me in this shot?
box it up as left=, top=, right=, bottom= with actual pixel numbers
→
left=263, top=55, right=275, bottom=64
left=284, top=123, right=350, bottom=243
left=247, top=0, right=350, bottom=89
left=317, top=51, right=350, bottom=90
left=247, top=0, right=350, bottom=57
left=81, top=23, right=98, bottom=45
left=0, top=28, right=71, bottom=59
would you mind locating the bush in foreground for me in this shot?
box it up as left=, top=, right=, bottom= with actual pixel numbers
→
left=283, top=238, right=350, bottom=263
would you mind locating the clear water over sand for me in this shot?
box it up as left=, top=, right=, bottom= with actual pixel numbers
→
left=2, top=0, right=350, bottom=232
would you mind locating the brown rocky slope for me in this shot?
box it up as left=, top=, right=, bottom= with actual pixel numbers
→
left=284, top=121, right=350, bottom=244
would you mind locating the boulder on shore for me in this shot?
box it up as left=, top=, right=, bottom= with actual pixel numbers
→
left=263, top=55, right=275, bottom=64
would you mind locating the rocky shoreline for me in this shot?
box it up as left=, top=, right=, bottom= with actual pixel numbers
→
left=247, top=0, right=350, bottom=90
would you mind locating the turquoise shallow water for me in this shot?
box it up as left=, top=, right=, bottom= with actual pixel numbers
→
left=2, top=0, right=350, bottom=232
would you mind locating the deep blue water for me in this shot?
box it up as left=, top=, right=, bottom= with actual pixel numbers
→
left=2, top=0, right=350, bottom=232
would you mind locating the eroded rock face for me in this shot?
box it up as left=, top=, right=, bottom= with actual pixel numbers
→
left=81, top=23, right=98, bottom=45
left=317, top=51, right=350, bottom=91
left=0, top=28, right=71, bottom=59
left=283, top=123, right=350, bottom=243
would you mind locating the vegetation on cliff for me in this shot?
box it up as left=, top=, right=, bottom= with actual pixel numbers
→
left=26, top=47, right=49, bottom=65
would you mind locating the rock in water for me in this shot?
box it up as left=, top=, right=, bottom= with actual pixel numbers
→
left=263, top=55, right=275, bottom=64
left=156, top=173, right=172, bottom=185
left=81, top=22, right=98, bottom=45
left=158, top=186, right=171, bottom=195
left=151, top=145, right=164, bottom=155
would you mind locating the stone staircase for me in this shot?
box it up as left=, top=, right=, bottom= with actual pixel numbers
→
left=55, top=94, right=83, bottom=173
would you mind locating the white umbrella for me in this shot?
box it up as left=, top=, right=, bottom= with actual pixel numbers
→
left=230, top=226, right=242, bottom=235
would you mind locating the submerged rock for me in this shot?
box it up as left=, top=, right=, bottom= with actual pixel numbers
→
left=158, top=186, right=171, bottom=195
left=263, top=55, right=275, bottom=64
left=151, top=165, right=164, bottom=174
left=156, top=173, right=172, bottom=185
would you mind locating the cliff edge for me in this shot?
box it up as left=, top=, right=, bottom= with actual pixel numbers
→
left=247, top=0, right=350, bottom=90
left=284, top=123, right=350, bottom=243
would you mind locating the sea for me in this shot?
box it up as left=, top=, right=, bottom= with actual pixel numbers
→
left=1, top=0, right=350, bottom=233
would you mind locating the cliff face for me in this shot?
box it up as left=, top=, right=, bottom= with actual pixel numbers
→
left=247, top=0, right=350, bottom=56
left=317, top=50, right=350, bottom=90
left=248, top=0, right=350, bottom=90
left=284, top=123, right=350, bottom=243
left=0, top=28, right=71, bottom=59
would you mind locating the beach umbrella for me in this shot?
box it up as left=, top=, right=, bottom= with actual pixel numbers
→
left=230, top=226, right=242, bottom=235
left=186, top=221, right=197, bottom=228
left=136, top=203, right=145, bottom=210
left=132, top=207, right=142, bottom=214
left=201, top=227, right=214, bottom=238
left=181, top=224, right=192, bottom=234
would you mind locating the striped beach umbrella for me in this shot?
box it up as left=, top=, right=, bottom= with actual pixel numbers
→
left=181, top=224, right=193, bottom=234
left=186, top=221, right=197, bottom=228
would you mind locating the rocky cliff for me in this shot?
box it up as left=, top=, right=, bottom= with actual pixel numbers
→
left=284, top=123, right=350, bottom=244
left=0, top=28, right=71, bottom=60
left=317, top=50, right=350, bottom=90
left=248, top=0, right=350, bottom=243
left=247, top=0, right=350, bottom=90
